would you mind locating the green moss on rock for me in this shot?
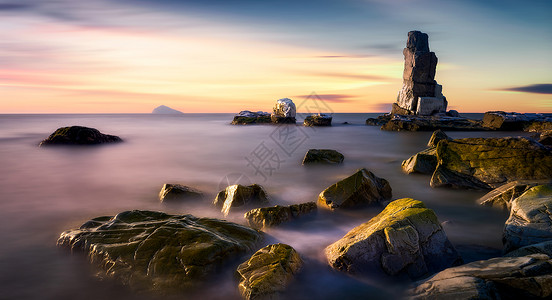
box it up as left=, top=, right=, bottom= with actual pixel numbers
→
left=244, top=202, right=317, bottom=230
left=302, top=149, right=344, bottom=165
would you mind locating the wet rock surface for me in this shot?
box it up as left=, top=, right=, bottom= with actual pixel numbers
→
left=402, top=147, right=437, bottom=175
left=302, top=149, right=344, bottom=165
left=214, top=184, right=270, bottom=216
left=303, top=114, right=332, bottom=126
left=477, top=180, right=548, bottom=211
left=57, top=210, right=263, bottom=291
left=244, top=202, right=317, bottom=230
left=482, top=111, right=552, bottom=131
left=381, top=115, right=485, bottom=131
left=317, top=168, right=392, bottom=210
left=236, top=243, right=302, bottom=300
left=39, top=126, right=122, bottom=146
left=427, top=130, right=451, bottom=147
left=158, top=184, right=203, bottom=203
left=232, top=111, right=272, bottom=125
left=326, top=198, right=462, bottom=280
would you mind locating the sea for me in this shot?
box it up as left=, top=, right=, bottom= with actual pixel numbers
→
left=0, top=113, right=534, bottom=300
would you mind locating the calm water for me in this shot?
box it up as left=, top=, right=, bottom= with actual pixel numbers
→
left=0, top=113, right=532, bottom=299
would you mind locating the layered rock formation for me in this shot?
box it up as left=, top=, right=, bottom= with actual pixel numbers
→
left=393, top=31, right=447, bottom=116
left=244, top=202, right=317, bottom=230
left=39, top=126, right=122, bottom=146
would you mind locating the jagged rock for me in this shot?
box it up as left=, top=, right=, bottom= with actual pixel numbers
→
left=302, top=149, right=344, bottom=165
left=477, top=180, right=548, bottom=211
left=232, top=111, right=272, bottom=125
left=271, top=98, right=296, bottom=124
left=526, top=121, right=552, bottom=133
left=244, top=202, right=317, bottom=230
left=381, top=115, right=485, bottom=131
left=482, top=111, right=552, bottom=131
left=236, top=243, right=302, bottom=300
left=317, top=168, right=392, bottom=210
left=303, top=114, right=332, bottom=126
left=505, top=240, right=552, bottom=257
left=214, top=184, right=269, bottom=216
left=158, top=184, right=203, bottom=203
left=57, top=210, right=263, bottom=291
left=410, top=254, right=552, bottom=299
left=430, top=137, right=552, bottom=190
left=402, top=147, right=437, bottom=175
left=427, top=130, right=451, bottom=147
left=503, top=185, right=552, bottom=253
left=152, top=105, right=183, bottom=114
left=39, top=126, right=122, bottom=146
left=326, top=198, right=461, bottom=279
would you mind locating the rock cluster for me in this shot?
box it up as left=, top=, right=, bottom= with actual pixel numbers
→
left=244, top=202, right=317, bottom=230
left=214, top=184, right=270, bottom=216
left=39, top=126, right=122, bottom=146
left=158, top=183, right=203, bottom=203
left=302, top=149, right=344, bottom=165
left=303, top=114, right=332, bottom=126
left=393, top=31, right=447, bottom=116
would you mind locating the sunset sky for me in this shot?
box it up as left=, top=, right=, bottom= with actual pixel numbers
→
left=1, top=0, right=551, bottom=113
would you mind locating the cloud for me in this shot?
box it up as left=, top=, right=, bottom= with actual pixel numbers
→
left=312, top=54, right=375, bottom=59
left=500, top=84, right=552, bottom=94
left=303, top=71, right=390, bottom=81
left=0, top=3, right=33, bottom=11
left=296, top=94, right=357, bottom=103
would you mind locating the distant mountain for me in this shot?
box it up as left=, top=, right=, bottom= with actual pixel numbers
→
left=152, top=105, right=183, bottom=114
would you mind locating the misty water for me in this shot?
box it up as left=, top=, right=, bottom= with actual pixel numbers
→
left=0, top=113, right=533, bottom=299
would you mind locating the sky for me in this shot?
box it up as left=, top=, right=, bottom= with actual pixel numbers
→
left=1, top=0, right=551, bottom=113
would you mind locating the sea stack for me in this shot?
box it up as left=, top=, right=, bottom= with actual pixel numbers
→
left=393, top=31, right=447, bottom=116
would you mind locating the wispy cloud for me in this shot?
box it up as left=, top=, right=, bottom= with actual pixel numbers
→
left=499, top=84, right=552, bottom=94
left=297, top=94, right=357, bottom=103
left=303, top=71, right=391, bottom=81
left=312, top=54, right=374, bottom=59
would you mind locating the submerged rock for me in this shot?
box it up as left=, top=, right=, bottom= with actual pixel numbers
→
left=158, top=184, right=203, bottom=203
left=317, top=168, right=392, bottom=210
left=402, top=147, right=437, bottom=175
left=477, top=180, right=547, bottom=211
left=302, top=149, right=344, bottom=165
left=57, top=210, right=263, bottom=291
left=427, top=129, right=451, bottom=147
left=232, top=111, right=272, bottom=125
left=244, top=202, right=317, bottom=230
left=503, top=185, right=552, bottom=253
left=410, top=254, right=552, bottom=299
left=430, top=137, right=552, bottom=190
left=39, top=126, right=122, bottom=146
left=303, top=114, right=332, bottom=126
left=326, top=198, right=461, bottom=279
left=236, top=243, right=302, bottom=300
left=214, top=184, right=270, bottom=216
left=271, top=98, right=296, bottom=124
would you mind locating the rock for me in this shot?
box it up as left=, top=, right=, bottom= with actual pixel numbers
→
left=214, top=184, right=270, bottom=216
left=410, top=254, right=552, bottom=299
left=526, top=121, right=552, bottom=133
left=271, top=98, right=296, bottom=124
left=427, top=129, right=451, bottom=147
left=430, top=137, right=552, bottom=190
left=57, top=210, right=263, bottom=291
left=538, top=130, right=552, bottom=146
left=482, top=111, right=552, bottom=131
left=381, top=115, right=485, bottom=131
left=152, top=105, right=183, bottom=114
left=416, top=96, right=448, bottom=116
left=303, top=113, right=332, bottom=126
left=503, top=185, right=552, bottom=253
left=504, top=240, right=552, bottom=258
left=244, top=202, right=317, bottom=230
left=236, top=243, right=302, bottom=300
left=477, top=180, right=547, bottom=211
left=39, top=126, right=122, bottom=146
left=158, top=184, right=203, bottom=203
left=326, top=198, right=461, bottom=279
left=317, top=168, right=392, bottom=210
left=366, top=114, right=393, bottom=126
left=232, top=111, right=272, bottom=125
left=302, top=149, right=344, bottom=165
left=447, top=110, right=460, bottom=117
left=402, top=147, right=437, bottom=175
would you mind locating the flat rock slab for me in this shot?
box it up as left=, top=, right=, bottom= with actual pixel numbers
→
left=39, top=126, right=122, bottom=146
left=57, top=210, right=263, bottom=291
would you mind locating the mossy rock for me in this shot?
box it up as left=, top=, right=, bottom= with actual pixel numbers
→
left=427, top=129, right=451, bottom=147
left=302, top=149, right=344, bottom=165
left=244, top=202, right=317, bottom=230
left=318, top=168, right=392, bottom=210
left=158, top=184, right=203, bottom=203
left=57, top=210, right=263, bottom=292
left=303, top=114, right=332, bottom=126
left=477, top=180, right=548, bottom=211
left=214, top=184, right=269, bottom=216
left=236, top=243, right=302, bottom=300
left=39, top=126, right=122, bottom=146
left=402, top=147, right=437, bottom=174
left=325, top=198, right=461, bottom=279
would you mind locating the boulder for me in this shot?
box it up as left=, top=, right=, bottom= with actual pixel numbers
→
left=244, top=202, right=317, bottom=230
left=402, top=147, right=437, bottom=175
left=409, top=254, right=552, bottom=299
left=317, top=168, right=392, bottom=210
left=271, top=98, right=296, bottom=124
left=214, top=184, right=270, bottom=216
left=526, top=121, right=552, bottom=133
left=325, top=198, right=461, bottom=279
left=158, top=184, right=203, bottom=203
left=482, top=111, right=552, bottom=131
left=503, top=185, right=552, bottom=253
left=57, top=210, right=263, bottom=291
left=39, top=126, right=122, bottom=146
left=303, top=113, right=332, bottom=126
left=302, top=149, right=344, bottom=165
left=427, top=129, right=451, bottom=147
left=366, top=113, right=393, bottom=126
left=232, top=111, right=272, bottom=125
left=477, top=180, right=547, bottom=211
left=430, top=137, right=552, bottom=190
left=236, top=243, right=302, bottom=300
left=152, top=105, right=183, bottom=114
left=381, top=115, right=485, bottom=131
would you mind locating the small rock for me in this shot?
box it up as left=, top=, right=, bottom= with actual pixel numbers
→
left=214, top=184, right=269, bottom=216
left=244, top=202, right=317, bottom=230
left=427, top=129, right=451, bottom=147
left=401, top=147, right=437, bottom=174
left=39, top=126, right=122, bottom=146
left=303, top=114, right=332, bottom=126
left=317, top=168, right=392, bottom=210
left=302, top=149, right=344, bottom=165
left=236, top=243, right=302, bottom=300
left=232, top=111, right=272, bottom=125
left=158, top=184, right=203, bottom=203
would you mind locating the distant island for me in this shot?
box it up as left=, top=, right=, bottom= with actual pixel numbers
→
left=152, top=105, right=183, bottom=114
